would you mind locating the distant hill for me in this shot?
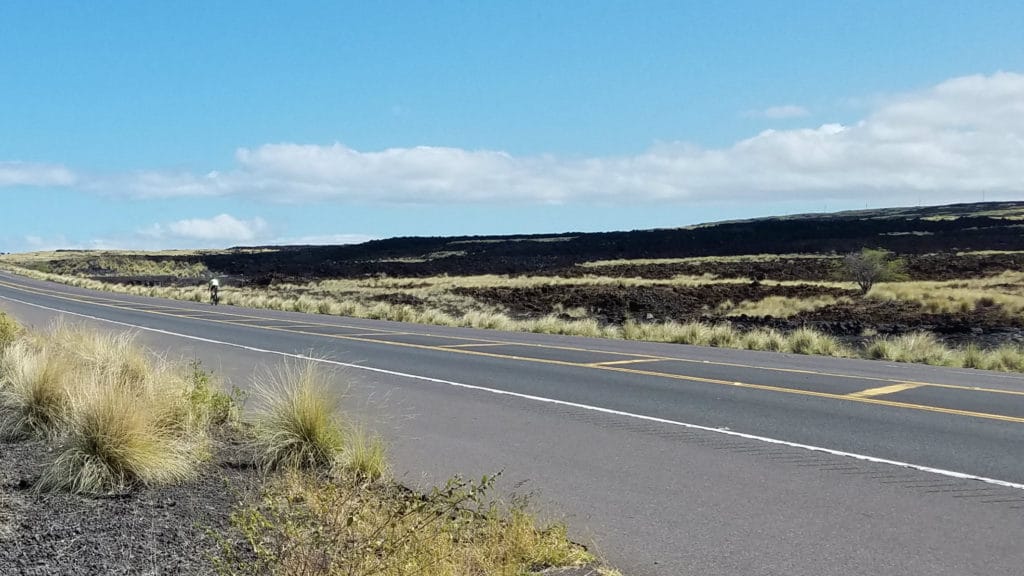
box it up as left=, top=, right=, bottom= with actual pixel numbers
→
left=188, top=201, right=1024, bottom=280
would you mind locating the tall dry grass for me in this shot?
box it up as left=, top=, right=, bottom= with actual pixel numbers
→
left=868, top=271, right=1024, bottom=316
left=250, top=360, right=346, bottom=471
left=0, top=321, right=233, bottom=493
left=725, top=295, right=853, bottom=318
left=0, top=341, right=73, bottom=439
left=36, top=377, right=206, bottom=493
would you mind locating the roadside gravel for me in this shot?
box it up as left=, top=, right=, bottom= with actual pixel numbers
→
left=0, top=435, right=257, bottom=576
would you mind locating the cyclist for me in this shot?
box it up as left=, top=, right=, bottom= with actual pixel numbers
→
left=209, top=277, right=220, bottom=305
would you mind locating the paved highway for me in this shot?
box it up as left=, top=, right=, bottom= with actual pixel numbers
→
left=2, top=271, right=1023, bottom=575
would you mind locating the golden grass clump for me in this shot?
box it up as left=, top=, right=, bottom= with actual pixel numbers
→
left=980, top=344, right=1024, bottom=372
left=865, top=332, right=955, bottom=365
left=250, top=360, right=346, bottom=471
left=36, top=379, right=205, bottom=494
left=0, top=322, right=234, bottom=494
left=0, top=341, right=73, bottom=439
left=49, top=325, right=152, bottom=389
left=740, top=328, right=789, bottom=352
left=785, top=327, right=847, bottom=357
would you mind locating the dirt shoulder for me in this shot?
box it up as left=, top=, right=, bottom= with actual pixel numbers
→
left=0, top=433, right=254, bottom=576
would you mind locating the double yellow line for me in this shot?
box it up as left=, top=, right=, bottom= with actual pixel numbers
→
left=2, top=276, right=1024, bottom=425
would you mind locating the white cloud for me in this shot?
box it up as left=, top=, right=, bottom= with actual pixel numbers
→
left=18, top=234, right=119, bottom=252
left=5, top=72, right=1024, bottom=207
left=141, top=214, right=269, bottom=243
left=745, top=104, right=810, bottom=119
left=0, top=162, right=76, bottom=187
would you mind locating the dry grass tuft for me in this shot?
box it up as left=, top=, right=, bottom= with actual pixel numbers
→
left=250, top=360, right=346, bottom=471
left=0, top=321, right=234, bottom=494
left=36, top=380, right=205, bottom=494
left=866, top=332, right=956, bottom=366
left=0, top=341, right=73, bottom=439
left=740, top=328, right=789, bottom=352
left=786, top=327, right=848, bottom=356
left=343, top=427, right=389, bottom=482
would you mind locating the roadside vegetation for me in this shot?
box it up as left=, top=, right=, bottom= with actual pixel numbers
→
left=5, top=244, right=1024, bottom=373
left=0, top=313, right=606, bottom=575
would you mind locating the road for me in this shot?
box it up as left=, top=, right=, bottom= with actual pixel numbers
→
left=2, top=271, right=1023, bottom=576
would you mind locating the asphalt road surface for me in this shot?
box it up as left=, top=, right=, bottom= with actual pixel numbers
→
left=2, top=271, right=1023, bottom=576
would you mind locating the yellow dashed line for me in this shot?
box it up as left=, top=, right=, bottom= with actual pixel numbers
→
left=440, top=343, right=512, bottom=348
left=848, top=382, right=925, bottom=398
left=587, top=358, right=663, bottom=367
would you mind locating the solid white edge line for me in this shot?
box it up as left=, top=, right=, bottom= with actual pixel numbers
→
left=3, top=291, right=1024, bottom=492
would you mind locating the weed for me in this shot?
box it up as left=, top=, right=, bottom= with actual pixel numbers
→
left=212, top=471, right=595, bottom=576
left=186, top=360, right=244, bottom=427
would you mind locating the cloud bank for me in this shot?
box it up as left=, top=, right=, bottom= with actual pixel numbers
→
left=6, top=72, right=1024, bottom=206
left=0, top=162, right=76, bottom=187
left=140, top=214, right=269, bottom=243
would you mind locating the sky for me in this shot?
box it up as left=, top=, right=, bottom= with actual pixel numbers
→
left=2, top=1, right=1023, bottom=252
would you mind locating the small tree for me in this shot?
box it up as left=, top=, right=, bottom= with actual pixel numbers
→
left=843, top=248, right=907, bottom=294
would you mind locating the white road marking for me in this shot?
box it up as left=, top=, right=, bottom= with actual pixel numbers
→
left=4, top=292, right=1024, bottom=491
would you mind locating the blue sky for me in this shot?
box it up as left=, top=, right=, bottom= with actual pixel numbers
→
left=2, top=1, right=1023, bottom=251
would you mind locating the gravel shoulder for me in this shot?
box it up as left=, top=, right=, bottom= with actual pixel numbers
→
left=0, top=433, right=258, bottom=576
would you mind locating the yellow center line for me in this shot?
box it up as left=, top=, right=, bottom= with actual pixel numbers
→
left=4, top=277, right=1024, bottom=426
left=439, top=343, right=513, bottom=348
left=587, top=358, right=664, bottom=367
left=848, top=382, right=925, bottom=398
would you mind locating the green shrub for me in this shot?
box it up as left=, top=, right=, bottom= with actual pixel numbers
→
left=185, top=360, right=243, bottom=427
